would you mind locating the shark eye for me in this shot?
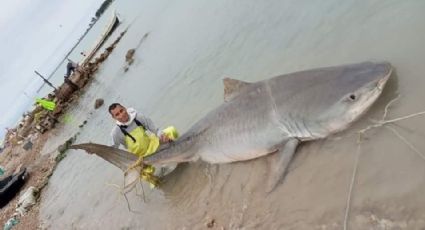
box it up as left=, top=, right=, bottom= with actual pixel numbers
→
left=349, top=94, right=356, bottom=101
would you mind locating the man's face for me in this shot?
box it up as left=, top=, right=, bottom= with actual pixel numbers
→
left=110, top=105, right=129, bottom=123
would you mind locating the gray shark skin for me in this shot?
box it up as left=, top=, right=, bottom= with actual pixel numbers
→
left=71, top=61, right=392, bottom=191
left=69, top=143, right=138, bottom=172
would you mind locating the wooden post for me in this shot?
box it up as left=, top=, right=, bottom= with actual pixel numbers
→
left=34, top=70, right=57, bottom=91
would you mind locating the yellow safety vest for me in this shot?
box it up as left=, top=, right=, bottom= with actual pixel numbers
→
left=36, top=98, right=56, bottom=111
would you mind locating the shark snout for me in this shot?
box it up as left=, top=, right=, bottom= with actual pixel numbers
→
left=376, top=64, right=392, bottom=90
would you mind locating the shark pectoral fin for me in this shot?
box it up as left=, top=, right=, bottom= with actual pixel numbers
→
left=266, top=138, right=300, bottom=193
left=223, top=77, right=251, bottom=102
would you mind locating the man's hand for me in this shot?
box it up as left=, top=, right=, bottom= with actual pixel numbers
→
left=159, top=133, right=171, bottom=143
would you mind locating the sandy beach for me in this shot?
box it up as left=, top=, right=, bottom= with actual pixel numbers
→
left=0, top=133, right=51, bottom=229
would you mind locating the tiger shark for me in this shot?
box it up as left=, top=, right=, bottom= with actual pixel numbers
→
left=70, top=61, right=392, bottom=191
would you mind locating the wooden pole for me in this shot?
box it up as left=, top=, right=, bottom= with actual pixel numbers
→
left=34, top=70, right=57, bottom=91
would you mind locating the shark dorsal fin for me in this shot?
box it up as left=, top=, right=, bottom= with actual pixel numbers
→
left=223, top=77, right=251, bottom=102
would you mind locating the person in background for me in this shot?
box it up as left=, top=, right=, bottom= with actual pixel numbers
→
left=65, top=59, right=78, bottom=78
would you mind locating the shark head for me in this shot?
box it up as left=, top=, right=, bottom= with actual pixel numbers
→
left=317, top=62, right=392, bottom=134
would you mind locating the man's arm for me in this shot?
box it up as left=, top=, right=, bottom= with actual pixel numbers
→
left=136, top=114, right=171, bottom=143
left=110, top=126, right=124, bottom=148
left=136, top=114, right=159, bottom=135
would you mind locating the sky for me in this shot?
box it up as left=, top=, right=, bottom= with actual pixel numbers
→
left=0, top=0, right=105, bottom=138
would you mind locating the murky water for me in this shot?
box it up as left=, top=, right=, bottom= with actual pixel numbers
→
left=40, top=0, right=425, bottom=229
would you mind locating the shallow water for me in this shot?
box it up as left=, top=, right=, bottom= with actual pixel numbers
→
left=40, top=0, right=425, bottom=229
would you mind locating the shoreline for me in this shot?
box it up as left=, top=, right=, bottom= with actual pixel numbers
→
left=0, top=29, right=127, bottom=230
left=0, top=133, right=52, bottom=229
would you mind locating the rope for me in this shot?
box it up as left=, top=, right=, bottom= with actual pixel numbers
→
left=343, top=135, right=362, bottom=230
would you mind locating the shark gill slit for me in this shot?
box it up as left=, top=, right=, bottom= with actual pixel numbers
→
left=265, top=81, right=290, bottom=137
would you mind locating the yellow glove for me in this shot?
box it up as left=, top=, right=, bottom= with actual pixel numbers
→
left=126, top=156, right=160, bottom=189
